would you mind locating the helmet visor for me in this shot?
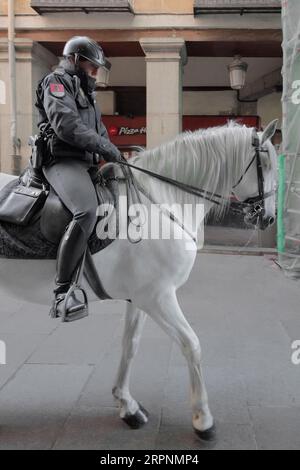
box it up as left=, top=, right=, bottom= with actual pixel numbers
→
left=95, top=60, right=111, bottom=87
left=79, top=53, right=106, bottom=68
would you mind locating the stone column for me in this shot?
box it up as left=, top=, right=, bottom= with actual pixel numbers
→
left=0, top=39, right=57, bottom=174
left=140, top=37, right=187, bottom=149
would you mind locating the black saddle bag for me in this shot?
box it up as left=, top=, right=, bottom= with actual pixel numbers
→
left=0, top=133, right=50, bottom=226
left=0, top=182, right=48, bottom=226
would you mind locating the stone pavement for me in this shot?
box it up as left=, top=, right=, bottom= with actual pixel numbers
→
left=0, top=253, right=299, bottom=450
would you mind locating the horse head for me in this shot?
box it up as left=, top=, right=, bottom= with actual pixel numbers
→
left=232, top=119, right=278, bottom=230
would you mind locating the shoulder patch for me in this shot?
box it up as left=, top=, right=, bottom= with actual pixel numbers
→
left=49, top=83, right=65, bottom=98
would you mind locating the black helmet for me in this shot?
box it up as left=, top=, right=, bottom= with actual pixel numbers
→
left=63, top=36, right=107, bottom=68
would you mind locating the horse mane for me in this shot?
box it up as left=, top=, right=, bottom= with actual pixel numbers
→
left=132, top=121, right=255, bottom=218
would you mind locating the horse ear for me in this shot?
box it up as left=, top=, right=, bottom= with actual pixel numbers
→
left=261, top=119, right=279, bottom=145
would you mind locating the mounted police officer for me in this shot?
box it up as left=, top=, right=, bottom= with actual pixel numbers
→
left=35, top=36, right=122, bottom=321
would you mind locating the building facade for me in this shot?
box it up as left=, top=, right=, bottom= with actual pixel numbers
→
left=0, top=0, right=282, bottom=170
left=0, top=0, right=282, bottom=247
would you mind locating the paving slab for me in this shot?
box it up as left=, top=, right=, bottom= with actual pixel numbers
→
left=0, top=332, right=48, bottom=389
left=27, top=312, right=124, bottom=365
left=0, top=364, right=93, bottom=450
left=53, top=405, right=157, bottom=450
left=249, top=406, right=300, bottom=450
left=78, top=334, right=172, bottom=414
left=154, top=422, right=257, bottom=451
left=0, top=302, right=58, bottom=335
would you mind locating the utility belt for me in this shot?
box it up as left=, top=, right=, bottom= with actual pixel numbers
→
left=29, top=132, right=99, bottom=169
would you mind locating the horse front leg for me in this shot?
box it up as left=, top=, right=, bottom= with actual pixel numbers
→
left=112, top=301, right=149, bottom=429
left=140, top=289, right=215, bottom=441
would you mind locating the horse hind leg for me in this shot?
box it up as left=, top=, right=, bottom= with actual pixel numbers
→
left=139, top=289, right=215, bottom=441
left=112, top=301, right=149, bottom=429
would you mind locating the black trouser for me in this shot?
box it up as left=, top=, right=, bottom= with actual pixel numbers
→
left=43, top=158, right=98, bottom=286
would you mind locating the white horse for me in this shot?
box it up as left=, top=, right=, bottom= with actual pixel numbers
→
left=0, top=120, right=278, bottom=440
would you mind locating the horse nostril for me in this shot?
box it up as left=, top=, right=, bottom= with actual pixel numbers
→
left=268, top=216, right=275, bottom=226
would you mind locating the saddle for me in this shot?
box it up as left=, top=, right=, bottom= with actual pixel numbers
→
left=0, top=162, right=136, bottom=301
left=40, top=165, right=118, bottom=246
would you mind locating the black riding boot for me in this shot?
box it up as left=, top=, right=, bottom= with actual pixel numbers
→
left=50, top=220, right=89, bottom=322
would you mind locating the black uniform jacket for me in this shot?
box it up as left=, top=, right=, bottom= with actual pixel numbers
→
left=35, top=65, right=120, bottom=166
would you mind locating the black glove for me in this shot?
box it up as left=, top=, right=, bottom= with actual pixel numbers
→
left=119, top=153, right=127, bottom=163
left=102, top=148, right=122, bottom=163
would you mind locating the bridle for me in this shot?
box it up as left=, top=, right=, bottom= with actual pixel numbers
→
left=118, top=130, right=275, bottom=230
left=231, top=132, right=275, bottom=229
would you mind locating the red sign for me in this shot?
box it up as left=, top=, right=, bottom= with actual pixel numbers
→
left=108, top=125, right=118, bottom=137
left=103, top=116, right=146, bottom=146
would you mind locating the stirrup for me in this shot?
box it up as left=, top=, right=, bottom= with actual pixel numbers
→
left=61, top=284, right=88, bottom=323
left=49, top=285, right=89, bottom=322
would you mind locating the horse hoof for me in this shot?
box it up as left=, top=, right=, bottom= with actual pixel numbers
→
left=194, top=424, right=216, bottom=442
left=122, top=403, right=149, bottom=429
